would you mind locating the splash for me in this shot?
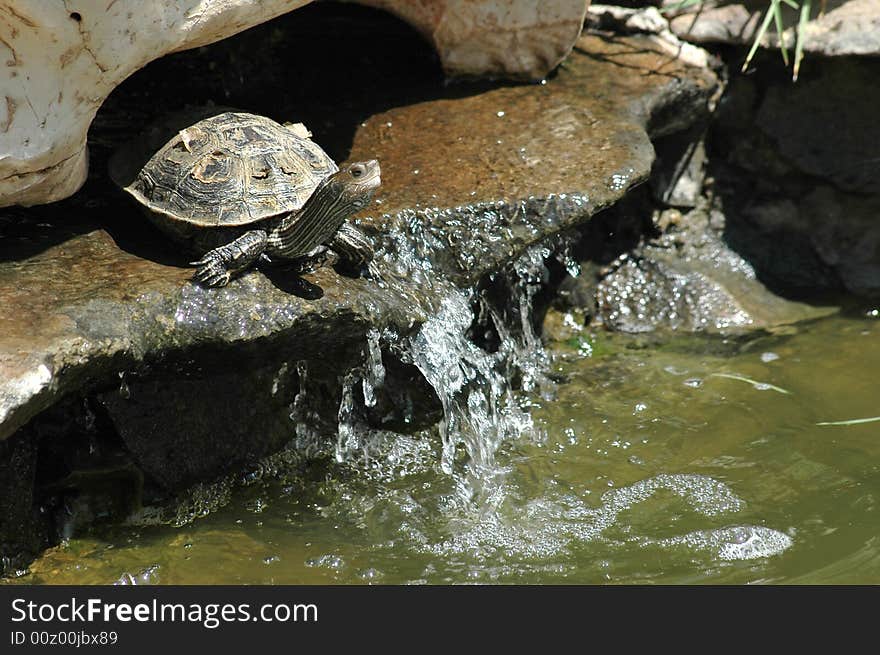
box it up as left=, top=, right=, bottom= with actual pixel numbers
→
left=404, top=290, right=536, bottom=501
left=328, top=245, right=556, bottom=504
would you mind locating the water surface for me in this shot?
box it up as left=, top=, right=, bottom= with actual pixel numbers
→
left=9, top=313, right=879, bottom=585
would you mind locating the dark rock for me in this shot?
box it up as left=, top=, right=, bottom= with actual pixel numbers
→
left=0, top=431, right=46, bottom=573
left=799, top=186, right=880, bottom=298
left=99, top=360, right=307, bottom=491
left=651, top=124, right=708, bottom=208
left=708, top=54, right=880, bottom=298
left=755, top=57, right=880, bottom=194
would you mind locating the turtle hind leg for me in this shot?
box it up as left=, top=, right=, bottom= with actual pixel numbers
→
left=327, top=223, right=375, bottom=276
left=190, top=230, right=268, bottom=287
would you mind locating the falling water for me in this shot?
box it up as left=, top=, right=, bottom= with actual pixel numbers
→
left=399, top=248, right=556, bottom=501
left=362, top=328, right=385, bottom=408
left=326, top=244, right=555, bottom=504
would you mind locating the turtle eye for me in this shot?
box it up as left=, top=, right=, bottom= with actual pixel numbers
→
left=350, top=164, right=365, bottom=179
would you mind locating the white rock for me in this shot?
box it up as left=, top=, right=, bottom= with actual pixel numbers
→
left=587, top=4, right=710, bottom=69
left=0, top=0, right=590, bottom=209
left=0, top=0, right=313, bottom=208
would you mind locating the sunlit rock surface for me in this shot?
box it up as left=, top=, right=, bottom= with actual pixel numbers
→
left=0, top=0, right=589, bottom=208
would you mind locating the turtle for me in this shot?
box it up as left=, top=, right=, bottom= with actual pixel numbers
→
left=115, top=111, right=381, bottom=287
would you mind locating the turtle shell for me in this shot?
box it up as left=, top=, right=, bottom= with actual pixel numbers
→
left=125, top=112, right=338, bottom=227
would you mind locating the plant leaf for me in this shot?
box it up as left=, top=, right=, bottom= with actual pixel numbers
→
left=709, top=373, right=792, bottom=395
left=817, top=416, right=880, bottom=426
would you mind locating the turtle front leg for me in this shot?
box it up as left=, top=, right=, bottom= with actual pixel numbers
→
left=326, top=223, right=375, bottom=273
left=190, top=230, right=268, bottom=287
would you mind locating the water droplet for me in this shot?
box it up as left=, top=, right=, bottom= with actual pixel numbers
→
left=118, top=372, right=130, bottom=399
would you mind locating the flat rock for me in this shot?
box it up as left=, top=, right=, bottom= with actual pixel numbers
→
left=0, top=33, right=717, bottom=448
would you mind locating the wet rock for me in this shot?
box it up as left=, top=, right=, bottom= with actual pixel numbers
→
left=0, top=31, right=715, bottom=439
left=594, top=203, right=836, bottom=333
left=0, top=30, right=717, bottom=563
left=0, top=0, right=590, bottom=209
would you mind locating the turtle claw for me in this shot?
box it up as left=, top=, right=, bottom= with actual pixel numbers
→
left=193, top=256, right=232, bottom=288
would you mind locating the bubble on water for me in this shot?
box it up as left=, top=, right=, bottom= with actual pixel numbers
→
left=761, top=351, right=780, bottom=363
left=657, top=525, right=793, bottom=561
left=114, top=565, right=160, bottom=585
left=415, top=474, right=750, bottom=562
left=306, top=554, right=345, bottom=570
left=601, top=474, right=744, bottom=517
left=683, top=377, right=703, bottom=388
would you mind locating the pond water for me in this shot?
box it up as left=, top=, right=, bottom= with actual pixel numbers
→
left=8, top=310, right=878, bottom=585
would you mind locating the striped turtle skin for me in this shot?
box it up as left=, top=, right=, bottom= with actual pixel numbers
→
left=120, top=111, right=380, bottom=287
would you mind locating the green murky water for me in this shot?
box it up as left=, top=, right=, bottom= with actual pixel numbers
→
left=8, top=313, right=879, bottom=584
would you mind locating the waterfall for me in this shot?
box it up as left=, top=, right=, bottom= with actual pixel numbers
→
left=328, top=244, right=555, bottom=504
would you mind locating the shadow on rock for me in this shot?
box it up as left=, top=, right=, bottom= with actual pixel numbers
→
left=261, top=266, right=325, bottom=300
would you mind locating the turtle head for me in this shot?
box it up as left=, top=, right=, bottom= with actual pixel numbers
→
left=318, top=159, right=381, bottom=217
left=273, top=160, right=381, bottom=258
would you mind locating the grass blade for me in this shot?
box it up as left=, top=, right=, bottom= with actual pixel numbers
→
left=793, top=0, right=811, bottom=81
left=817, top=416, right=880, bottom=427
left=742, top=7, right=776, bottom=72
left=710, top=373, right=792, bottom=395
left=772, top=0, right=790, bottom=66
